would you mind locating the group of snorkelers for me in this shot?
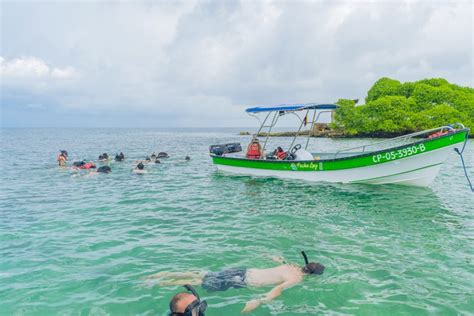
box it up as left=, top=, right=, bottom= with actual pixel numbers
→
left=133, top=152, right=182, bottom=173
left=151, top=251, right=325, bottom=315
left=99, top=152, right=125, bottom=162
left=58, top=150, right=189, bottom=175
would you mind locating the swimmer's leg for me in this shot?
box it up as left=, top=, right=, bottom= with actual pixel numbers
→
left=157, top=279, right=203, bottom=287
left=145, top=271, right=205, bottom=280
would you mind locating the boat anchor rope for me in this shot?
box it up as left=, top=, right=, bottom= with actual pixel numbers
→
left=454, top=138, right=473, bottom=192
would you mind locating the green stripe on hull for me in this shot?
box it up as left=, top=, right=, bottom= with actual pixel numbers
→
left=211, top=129, right=468, bottom=172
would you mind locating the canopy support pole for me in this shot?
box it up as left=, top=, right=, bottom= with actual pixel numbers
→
left=289, top=109, right=310, bottom=150
left=262, top=111, right=280, bottom=152
left=305, top=109, right=318, bottom=150
left=255, top=112, right=271, bottom=136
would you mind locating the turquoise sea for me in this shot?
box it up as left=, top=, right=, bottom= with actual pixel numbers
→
left=1, top=128, right=473, bottom=315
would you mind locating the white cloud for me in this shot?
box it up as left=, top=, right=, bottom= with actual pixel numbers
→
left=0, top=1, right=472, bottom=126
left=0, top=56, right=78, bottom=80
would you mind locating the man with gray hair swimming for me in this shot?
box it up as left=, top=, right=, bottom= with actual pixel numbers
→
left=146, top=251, right=324, bottom=313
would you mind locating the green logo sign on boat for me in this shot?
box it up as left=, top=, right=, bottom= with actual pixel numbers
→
left=290, top=162, right=321, bottom=171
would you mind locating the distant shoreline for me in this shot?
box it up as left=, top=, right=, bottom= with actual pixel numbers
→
left=248, top=130, right=474, bottom=139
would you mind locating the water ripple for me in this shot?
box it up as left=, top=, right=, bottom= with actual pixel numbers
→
left=1, top=129, right=473, bottom=315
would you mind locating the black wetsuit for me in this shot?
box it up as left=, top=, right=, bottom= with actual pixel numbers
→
left=202, top=268, right=247, bottom=292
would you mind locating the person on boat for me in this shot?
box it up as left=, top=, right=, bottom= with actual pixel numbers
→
left=57, top=150, right=68, bottom=167
left=145, top=251, right=324, bottom=313
left=428, top=129, right=452, bottom=139
left=275, top=146, right=287, bottom=160
left=151, top=152, right=157, bottom=159
left=169, top=285, right=207, bottom=316
left=246, top=138, right=263, bottom=159
left=145, top=156, right=152, bottom=163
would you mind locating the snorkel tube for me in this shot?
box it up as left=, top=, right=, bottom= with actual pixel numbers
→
left=301, top=251, right=309, bottom=265
left=301, top=251, right=325, bottom=275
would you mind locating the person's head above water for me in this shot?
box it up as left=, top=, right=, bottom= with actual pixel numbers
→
left=97, top=166, right=112, bottom=173
left=169, top=285, right=207, bottom=316
left=137, top=162, right=145, bottom=170
left=301, top=251, right=325, bottom=275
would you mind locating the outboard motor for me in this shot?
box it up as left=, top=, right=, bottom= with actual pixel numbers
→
left=209, top=143, right=242, bottom=156
left=225, top=143, right=242, bottom=153
left=210, top=144, right=226, bottom=156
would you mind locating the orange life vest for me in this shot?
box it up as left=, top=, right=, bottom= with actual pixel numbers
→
left=246, top=143, right=262, bottom=159
left=428, top=131, right=448, bottom=139
left=80, top=162, right=95, bottom=169
left=277, top=150, right=287, bottom=160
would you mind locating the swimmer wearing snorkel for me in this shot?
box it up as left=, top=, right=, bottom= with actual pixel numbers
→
left=134, top=162, right=147, bottom=174
left=57, top=150, right=68, bottom=167
left=146, top=251, right=324, bottom=313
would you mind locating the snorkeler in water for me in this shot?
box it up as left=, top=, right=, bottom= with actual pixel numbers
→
left=146, top=251, right=324, bottom=313
left=97, top=166, right=112, bottom=173
left=134, top=162, right=147, bottom=174
left=115, top=152, right=125, bottom=161
left=98, top=153, right=109, bottom=162
left=157, top=152, right=169, bottom=158
left=71, top=160, right=96, bottom=170
left=57, top=150, right=68, bottom=167
left=169, top=285, right=207, bottom=316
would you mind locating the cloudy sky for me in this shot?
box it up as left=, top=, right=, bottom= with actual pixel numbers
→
left=1, top=0, right=472, bottom=127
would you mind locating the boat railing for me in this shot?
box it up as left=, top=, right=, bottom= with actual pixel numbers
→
left=332, top=125, right=459, bottom=159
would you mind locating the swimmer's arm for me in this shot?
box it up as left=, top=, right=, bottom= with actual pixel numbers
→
left=242, top=279, right=298, bottom=313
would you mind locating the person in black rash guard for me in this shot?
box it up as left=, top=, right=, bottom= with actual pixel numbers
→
left=97, top=166, right=111, bottom=173
left=115, top=152, right=125, bottom=161
left=145, top=252, right=325, bottom=313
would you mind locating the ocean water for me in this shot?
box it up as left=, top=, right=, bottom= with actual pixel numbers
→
left=1, top=128, right=473, bottom=316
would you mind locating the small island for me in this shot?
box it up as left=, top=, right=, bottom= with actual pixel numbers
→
left=256, top=77, right=473, bottom=138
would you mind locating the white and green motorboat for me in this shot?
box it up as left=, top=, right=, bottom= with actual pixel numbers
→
left=210, top=103, right=470, bottom=187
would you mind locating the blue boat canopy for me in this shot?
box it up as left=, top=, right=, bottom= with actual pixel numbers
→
left=245, top=103, right=338, bottom=113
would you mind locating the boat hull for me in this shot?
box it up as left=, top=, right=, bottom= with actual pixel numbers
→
left=211, top=130, right=469, bottom=187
